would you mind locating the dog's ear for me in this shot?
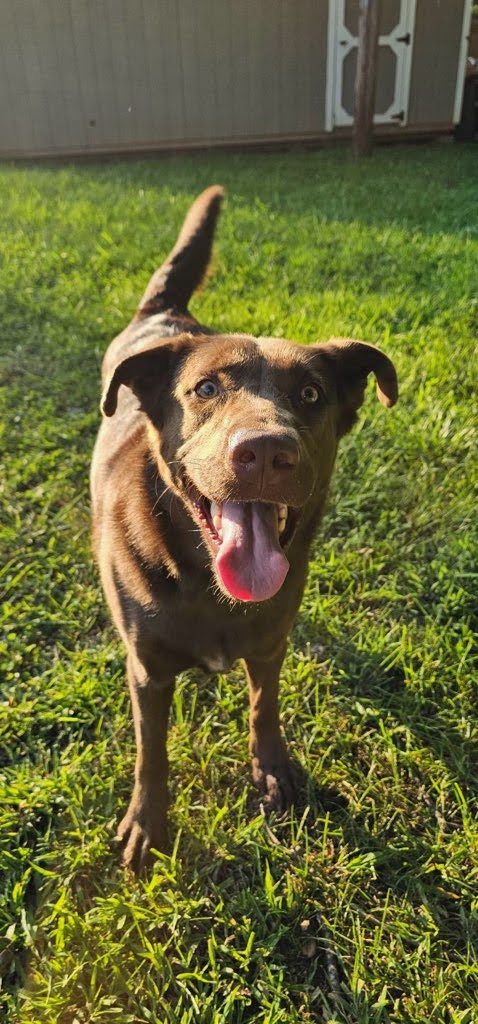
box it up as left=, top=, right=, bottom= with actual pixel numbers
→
left=101, top=337, right=191, bottom=417
left=313, top=337, right=398, bottom=436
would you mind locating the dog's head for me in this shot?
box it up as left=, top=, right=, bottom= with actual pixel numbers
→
left=102, top=333, right=397, bottom=603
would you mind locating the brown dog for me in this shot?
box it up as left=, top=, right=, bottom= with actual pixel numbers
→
left=91, top=186, right=398, bottom=873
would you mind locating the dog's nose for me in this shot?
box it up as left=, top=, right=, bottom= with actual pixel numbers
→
left=229, top=430, right=299, bottom=485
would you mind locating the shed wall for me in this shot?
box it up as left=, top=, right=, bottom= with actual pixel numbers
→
left=0, top=0, right=469, bottom=157
left=0, top=0, right=329, bottom=157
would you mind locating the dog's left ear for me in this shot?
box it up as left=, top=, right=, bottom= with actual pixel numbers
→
left=101, top=337, right=191, bottom=417
left=313, top=337, right=398, bottom=435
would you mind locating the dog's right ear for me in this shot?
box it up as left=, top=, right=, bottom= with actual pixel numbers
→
left=101, top=337, right=191, bottom=416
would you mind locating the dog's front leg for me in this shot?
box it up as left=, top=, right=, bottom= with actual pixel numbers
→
left=116, top=653, right=175, bottom=874
left=244, top=644, right=294, bottom=813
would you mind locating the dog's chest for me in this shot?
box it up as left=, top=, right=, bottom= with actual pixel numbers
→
left=198, top=648, right=236, bottom=674
left=156, top=594, right=269, bottom=674
left=167, top=609, right=251, bottom=673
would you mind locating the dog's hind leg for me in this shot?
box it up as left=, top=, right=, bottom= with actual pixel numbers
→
left=116, top=654, right=175, bottom=874
left=244, top=644, right=295, bottom=814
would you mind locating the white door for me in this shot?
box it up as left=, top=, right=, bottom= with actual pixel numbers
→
left=326, top=0, right=417, bottom=130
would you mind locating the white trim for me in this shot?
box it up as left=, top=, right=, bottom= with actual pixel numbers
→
left=325, top=0, right=337, bottom=131
left=332, top=0, right=355, bottom=127
left=399, top=0, right=417, bottom=127
left=453, top=0, right=474, bottom=124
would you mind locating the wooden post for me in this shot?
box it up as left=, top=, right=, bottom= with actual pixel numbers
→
left=354, top=0, right=380, bottom=156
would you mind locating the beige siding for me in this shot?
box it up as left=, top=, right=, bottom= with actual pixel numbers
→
left=408, top=0, right=466, bottom=125
left=0, top=0, right=329, bottom=156
left=0, top=0, right=468, bottom=156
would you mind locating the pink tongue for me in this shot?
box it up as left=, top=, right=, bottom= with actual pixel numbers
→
left=216, top=501, right=289, bottom=602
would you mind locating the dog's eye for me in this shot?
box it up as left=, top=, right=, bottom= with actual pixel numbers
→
left=195, top=379, right=219, bottom=399
left=301, top=384, right=320, bottom=404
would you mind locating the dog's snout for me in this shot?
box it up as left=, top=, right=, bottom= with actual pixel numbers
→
left=229, top=430, right=299, bottom=486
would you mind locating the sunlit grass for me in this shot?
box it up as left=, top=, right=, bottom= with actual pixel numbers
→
left=1, top=143, right=477, bottom=1023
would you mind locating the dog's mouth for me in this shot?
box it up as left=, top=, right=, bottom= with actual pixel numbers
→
left=188, top=489, right=299, bottom=602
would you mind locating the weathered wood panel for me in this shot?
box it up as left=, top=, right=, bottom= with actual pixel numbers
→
left=0, top=0, right=329, bottom=156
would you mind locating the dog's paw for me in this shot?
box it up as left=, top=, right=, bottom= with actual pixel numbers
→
left=251, top=755, right=295, bottom=814
left=115, top=802, right=168, bottom=875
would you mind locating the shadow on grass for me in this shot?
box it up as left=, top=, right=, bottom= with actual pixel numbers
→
left=313, top=628, right=478, bottom=800
left=2, top=144, right=477, bottom=242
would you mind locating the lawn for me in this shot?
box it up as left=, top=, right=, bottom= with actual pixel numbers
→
left=1, top=143, right=477, bottom=1024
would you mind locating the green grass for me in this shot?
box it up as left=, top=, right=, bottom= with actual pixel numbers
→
left=1, top=143, right=477, bottom=1024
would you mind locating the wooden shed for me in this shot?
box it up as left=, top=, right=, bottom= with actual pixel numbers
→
left=0, top=0, right=473, bottom=159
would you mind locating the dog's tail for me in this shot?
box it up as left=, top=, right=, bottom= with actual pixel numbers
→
left=136, top=185, right=224, bottom=320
